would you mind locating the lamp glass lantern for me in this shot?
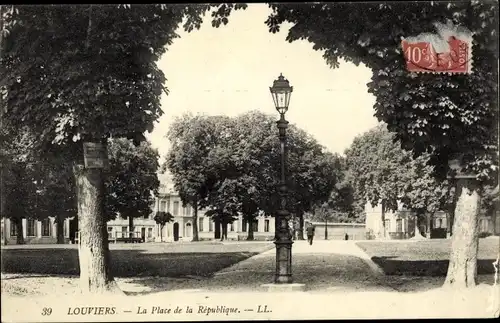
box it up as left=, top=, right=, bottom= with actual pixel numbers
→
left=270, top=74, right=293, bottom=115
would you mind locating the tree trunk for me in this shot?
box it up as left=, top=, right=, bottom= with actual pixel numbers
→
left=378, top=200, right=386, bottom=239
left=324, top=218, right=328, bottom=240
left=15, top=219, right=24, bottom=245
left=159, top=224, right=163, bottom=242
left=297, top=213, right=305, bottom=240
left=444, top=178, right=481, bottom=288
left=128, top=216, right=134, bottom=243
left=214, top=218, right=221, bottom=239
left=73, top=160, right=120, bottom=294
left=220, top=221, right=228, bottom=241
left=426, top=213, right=432, bottom=239
left=191, top=199, right=199, bottom=242
left=247, top=217, right=255, bottom=240
left=56, top=218, right=65, bottom=244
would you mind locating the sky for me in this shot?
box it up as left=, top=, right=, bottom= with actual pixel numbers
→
left=146, top=4, right=378, bottom=161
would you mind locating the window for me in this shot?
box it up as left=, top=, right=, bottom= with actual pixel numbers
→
left=264, top=219, right=270, bottom=232
left=159, top=201, right=166, bottom=212
left=198, top=218, right=204, bottom=232
left=173, top=201, right=179, bottom=216
left=122, top=226, right=128, bottom=238
left=27, top=219, right=36, bottom=236
left=252, top=220, right=258, bottom=232
left=242, top=219, right=247, bottom=232
left=187, top=207, right=192, bottom=216
left=10, top=222, right=17, bottom=236
left=396, top=219, right=403, bottom=233
left=148, top=228, right=153, bottom=238
left=209, top=219, right=213, bottom=232
left=230, top=222, right=234, bottom=232
left=42, top=218, right=51, bottom=236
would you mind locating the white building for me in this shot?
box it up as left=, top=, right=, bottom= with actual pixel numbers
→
left=153, top=172, right=275, bottom=242
left=365, top=201, right=499, bottom=239
left=1, top=172, right=275, bottom=245
left=2, top=217, right=71, bottom=244
left=364, top=201, right=448, bottom=239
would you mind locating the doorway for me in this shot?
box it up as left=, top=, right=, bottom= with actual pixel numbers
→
left=173, top=223, right=179, bottom=241
left=141, top=228, right=146, bottom=242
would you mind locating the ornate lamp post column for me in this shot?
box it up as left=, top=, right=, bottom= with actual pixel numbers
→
left=269, top=74, right=293, bottom=284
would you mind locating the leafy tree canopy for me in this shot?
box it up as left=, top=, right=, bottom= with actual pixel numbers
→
left=262, top=2, right=498, bottom=181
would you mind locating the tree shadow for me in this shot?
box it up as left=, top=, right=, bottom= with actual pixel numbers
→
left=370, top=256, right=497, bottom=276
left=0, top=248, right=261, bottom=278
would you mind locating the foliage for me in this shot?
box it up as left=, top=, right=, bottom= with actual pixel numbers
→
left=1, top=4, right=248, bottom=154
left=263, top=1, right=498, bottom=180
left=346, top=124, right=455, bottom=217
left=164, top=111, right=341, bottom=229
left=1, top=128, right=45, bottom=223
left=401, top=154, right=455, bottom=216
left=165, top=114, right=233, bottom=212
left=480, top=184, right=499, bottom=217
left=105, top=138, right=160, bottom=221
left=345, top=124, right=412, bottom=212
left=153, top=211, right=174, bottom=227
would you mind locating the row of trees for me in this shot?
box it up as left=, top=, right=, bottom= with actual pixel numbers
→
left=344, top=124, right=456, bottom=239
left=258, top=1, right=498, bottom=288
left=2, top=134, right=161, bottom=245
left=2, top=2, right=497, bottom=293
left=165, top=111, right=344, bottom=241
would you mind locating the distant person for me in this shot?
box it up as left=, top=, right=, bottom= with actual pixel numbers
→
left=344, top=233, right=349, bottom=241
left=306, top=223, right=315, bottom=245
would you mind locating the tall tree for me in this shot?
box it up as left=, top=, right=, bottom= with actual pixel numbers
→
left=105, top=138, right=160, bottom=241
left=165, top=113, right=234, bottom=242
left=345, top=124, right=412, bottom=238
left=37, top=159, right=77, bottom=244
left=401, top=154, right=455, bottom=238
left=1, top=4, right=248, bottom=293
left=154, top=211, right=173, bottom=242
left=260, top=0, right=498, bottom=289
left=1, top=128, right=41, bottom=244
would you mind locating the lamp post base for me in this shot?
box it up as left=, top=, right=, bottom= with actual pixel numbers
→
left=274, top=240, right=293, bottom=283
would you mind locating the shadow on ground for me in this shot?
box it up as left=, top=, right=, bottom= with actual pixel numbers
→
left=1, top=243, right=273, bottom=278
left=121, top=252, right=496, bottom=296
left=370, top=256, right=497, bottom=276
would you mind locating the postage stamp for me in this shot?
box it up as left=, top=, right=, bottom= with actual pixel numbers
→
left=401, top=21, right=473, bottom=74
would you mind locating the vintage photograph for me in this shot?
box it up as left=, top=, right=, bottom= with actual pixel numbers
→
left=1, top=2, right=499, bottom=321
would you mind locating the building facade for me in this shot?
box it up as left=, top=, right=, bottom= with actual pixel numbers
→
left=365, top=201, right=499, bottom=239
left=1, top=172, right=276, bottom=245
left=2, top=217, right=71, bottom=245
left=153, top=173, right=275, bottom=242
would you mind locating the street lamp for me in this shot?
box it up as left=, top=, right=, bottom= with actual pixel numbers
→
left=270, top=73, right=293, bottom=284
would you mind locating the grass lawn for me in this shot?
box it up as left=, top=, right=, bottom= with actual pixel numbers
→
left=356, top=237, right=500, bottom=276
left=0, top=241, right=273, bottom=278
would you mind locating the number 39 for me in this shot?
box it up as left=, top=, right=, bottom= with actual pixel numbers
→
left=41, top=308, right=52, bottom=316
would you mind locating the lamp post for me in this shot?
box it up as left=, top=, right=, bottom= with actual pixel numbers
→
left=270, top=73, right=293, bottom=284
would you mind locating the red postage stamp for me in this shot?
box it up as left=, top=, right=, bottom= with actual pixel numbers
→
left=401, top=21, right=473, bottom=74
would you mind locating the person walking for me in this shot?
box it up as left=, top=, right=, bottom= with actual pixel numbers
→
left=306, top=222, right=315, bottom=245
